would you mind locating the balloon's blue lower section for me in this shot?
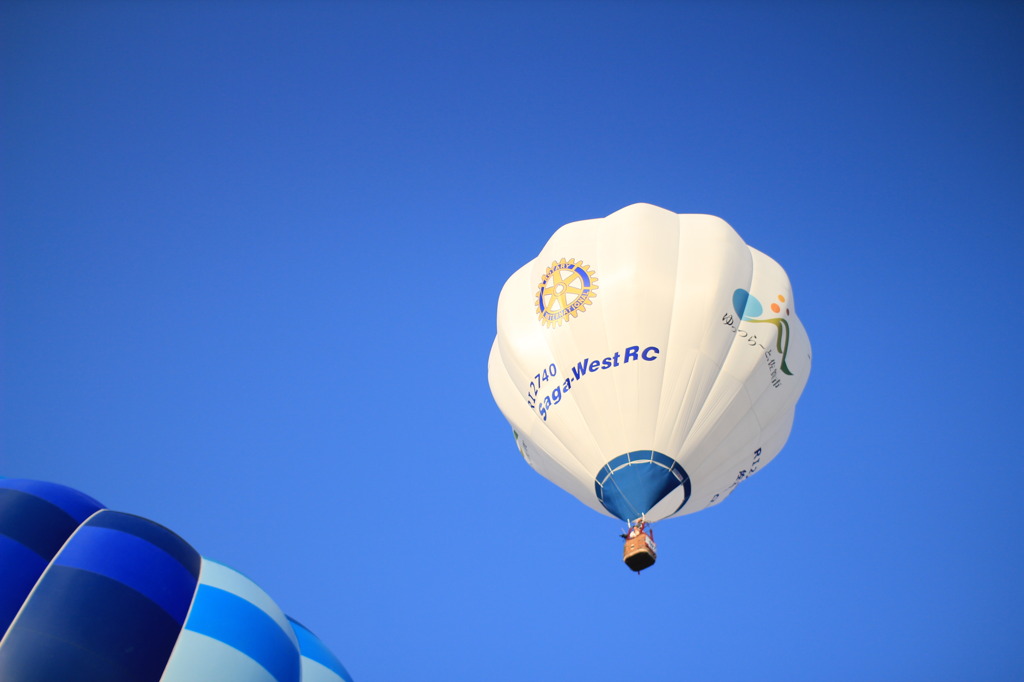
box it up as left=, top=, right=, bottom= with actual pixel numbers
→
left=594, top=451, right=690, bottom=521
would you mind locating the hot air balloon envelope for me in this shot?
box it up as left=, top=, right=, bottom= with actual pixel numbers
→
left=488, top=204, right=811, bottom=526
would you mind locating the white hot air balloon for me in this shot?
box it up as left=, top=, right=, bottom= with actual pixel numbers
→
left=488, top=204, right=811, bottom=571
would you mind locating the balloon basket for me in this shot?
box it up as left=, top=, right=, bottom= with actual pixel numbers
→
left=623, top=524, right=657, bottom=572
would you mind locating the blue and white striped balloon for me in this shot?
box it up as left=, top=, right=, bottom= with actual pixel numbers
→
left=0, top=479, right=353, bottom=682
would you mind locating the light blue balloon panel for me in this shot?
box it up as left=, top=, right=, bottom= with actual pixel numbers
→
left=0, top=479, right=353, bottom=682
left=163, top=559, right=352, bottom=682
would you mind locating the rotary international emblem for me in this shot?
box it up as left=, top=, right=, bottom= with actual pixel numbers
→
left=536, top=258, right=599, bottom=327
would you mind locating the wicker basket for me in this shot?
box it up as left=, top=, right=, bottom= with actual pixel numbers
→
left=623, top=532, right=657, bottom=572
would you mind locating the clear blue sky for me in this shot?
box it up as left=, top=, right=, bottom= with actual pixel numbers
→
left=3, top=1, right=1022, bottom=680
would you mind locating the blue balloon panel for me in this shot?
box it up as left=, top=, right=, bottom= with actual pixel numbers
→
left=290, top=618, right=355, bottom=682
left=161, top=558, right=300, bottom=682
left=0, top=510, right=200, bottom=682
left=0, top=480, right=105, bottom=634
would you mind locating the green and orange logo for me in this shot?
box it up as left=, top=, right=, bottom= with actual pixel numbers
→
left=733, top=289, right=794, bottom=375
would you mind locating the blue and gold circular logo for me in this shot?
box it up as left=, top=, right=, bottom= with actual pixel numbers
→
left=536, top=258, right=598, bottom=327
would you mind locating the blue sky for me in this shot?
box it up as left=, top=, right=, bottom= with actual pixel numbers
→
left=2, top=1, right=1022, bottom=680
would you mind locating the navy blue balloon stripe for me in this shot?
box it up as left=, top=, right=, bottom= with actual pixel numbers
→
left=0, top=481, right=105, bottom=642
left=0, top=479, right=105, bottom=523
left=54, top=524, right=198, bottom=625
left=0, top=488, right=83, bottom=560
left=88, top=511, right=201, bottom=580
left=0, top=535, right=49, bottom=635
left=0, top=566, right=188, bottom=682
left=186, top=584, right=301, bottom=682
